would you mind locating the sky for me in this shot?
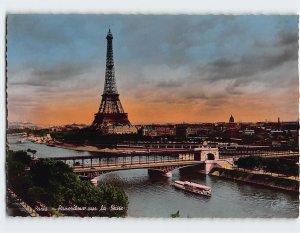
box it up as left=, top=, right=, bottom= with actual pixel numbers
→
left=7, top=15, right=299, bottom=126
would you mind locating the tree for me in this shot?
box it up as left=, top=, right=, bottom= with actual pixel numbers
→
left=171, top=210, right=180, bottom=218
left=7, top=160, right=26, bottom=181
left=264, top=159, right=281, bottom=174
left=7, top=151, right=129, bottom=217
left=13, top=175, right=33, bottom=197
left=27, top=149, right=37, bottom=159
left=9, top=150, right=31, bottom=166
left=7, top=150, right=31, bottom=182
left=235, top=156, right=263, bottom=170
left=30, top=159, right=72, bottom=188
left=27, top=186, right=47, bottom=203
left=98, top=184, right=129, bottom=217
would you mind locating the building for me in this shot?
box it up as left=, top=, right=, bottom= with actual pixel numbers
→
left=91, top=29, right=137, bottom=134
left=102, top=125, right=138, bottom=134
left=8, top=121, right=39, bottom=130
left=142, top=124, right=176, bottom=137
left=175, top=124, right=202, bottom=138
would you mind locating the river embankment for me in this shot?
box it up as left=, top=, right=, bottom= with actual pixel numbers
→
left=209, top=168, right=299, bottom=193
left=53, top=142, right=119, bottom=153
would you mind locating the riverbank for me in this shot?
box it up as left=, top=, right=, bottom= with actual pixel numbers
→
left=209, top=168, right=299, bottom=193
left=54, top=142, right=119, bottom=153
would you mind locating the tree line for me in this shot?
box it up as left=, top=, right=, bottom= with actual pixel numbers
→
left=234, top=156, right=299, bottom=176
left=50, top=127, right=183, bottom=145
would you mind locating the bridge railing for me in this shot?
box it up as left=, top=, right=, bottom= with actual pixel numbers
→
left=54, top=152, right=195, bottom=169
left=219, top=150, right=298, bottom=159
left=72, top=158, right=199, bottom=169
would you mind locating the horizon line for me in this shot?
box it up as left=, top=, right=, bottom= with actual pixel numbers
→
left=8, top=120, right=299, bottom=127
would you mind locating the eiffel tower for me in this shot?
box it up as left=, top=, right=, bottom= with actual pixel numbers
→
left=91, top=29, right=133, bottom=131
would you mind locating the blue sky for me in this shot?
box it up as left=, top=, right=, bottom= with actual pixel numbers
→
left=7, top=15, right=299, bottom=125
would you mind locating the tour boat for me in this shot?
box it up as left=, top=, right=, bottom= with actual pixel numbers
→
left=173, top=180, right=211, bottom=197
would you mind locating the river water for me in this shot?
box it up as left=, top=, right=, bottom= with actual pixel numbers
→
left=7, top=135, right=299, bottom=218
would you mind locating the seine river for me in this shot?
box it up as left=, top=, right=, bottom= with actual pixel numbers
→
left=8, top=135, right=299, bottom=218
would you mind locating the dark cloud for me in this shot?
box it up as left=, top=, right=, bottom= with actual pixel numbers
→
left=184, top=92, right=208, bottom=100
left=204, top=98, right=228, bottom=108
left=277, top=30, right=298, bottom=46
left=32, top=63, right=88, bottom=81
left=197, top=29, right=298, bottom=84
left=9, top=80, right=53, bottom=87
left=224, top=84, right=243, bottom=95
left=254, top=30, right=298, bottom=48
left=156, top=80, right=183, bottom=88
left=118, top=15, right=234, bottom=69
left=9, top=62, right=94, bottom=87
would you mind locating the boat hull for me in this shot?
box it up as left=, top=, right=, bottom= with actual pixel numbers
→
left=173, top=182, right=211, bottom=197
left=148, top=169, right=172, bottom=178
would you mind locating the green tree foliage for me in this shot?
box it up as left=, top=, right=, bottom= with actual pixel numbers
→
left=263, top=159, right=299, bottom=176
left=171, top=210, right=180, bottom=218
left=8, top=150, right=31, bottom=166
left=13, top=175, right=33, bottom=196
left=264, top=159, right=281, bottom=174
left=50, top=127, right=172, bottom=145
left=210, top=167, right=248, bottom=178
left=30, top=159, right=73, bottom=188
left=7, top=160, right=26, bottom=180
left=27, top=186, right=47, bottom=203
left=30, top=159, right=128, bottom=216
left=234, top=156, right=263, bottom=170
left=7, top=128, right=50, bottom=136
left=7, top=150, right=31, bottom=182
left=98, top=184, right=128, bottom=217
left=235, top=156, right=299, bottom=176
left=7, top=150, right=129, bottom=217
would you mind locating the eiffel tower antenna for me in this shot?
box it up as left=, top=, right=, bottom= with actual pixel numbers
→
left=91, top=29, right=132, bottom=130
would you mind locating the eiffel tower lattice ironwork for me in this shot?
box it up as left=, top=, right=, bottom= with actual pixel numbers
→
left=91, top=29, right=131, bottom=129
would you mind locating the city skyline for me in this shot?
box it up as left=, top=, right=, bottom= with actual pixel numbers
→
left=7, top=15, right=299, bottom=125
left=6, top=116, right=297, bottom=128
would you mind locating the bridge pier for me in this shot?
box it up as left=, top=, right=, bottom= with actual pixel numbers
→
left=202, top=159, right=234, bottom=174
left=203, top=161, right=217, bottom=174
left=148, top=169, right=172, bottom=178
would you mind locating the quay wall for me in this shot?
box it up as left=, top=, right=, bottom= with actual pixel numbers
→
left=209, top=168, right=299, bottom=193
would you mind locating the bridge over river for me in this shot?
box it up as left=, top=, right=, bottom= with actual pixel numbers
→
left=50, top=146, right=298, bottom=178
left=51, top=147, right=225, bottom=177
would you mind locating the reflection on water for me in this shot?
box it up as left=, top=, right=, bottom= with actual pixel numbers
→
left=7, top=135, right=299, bottom=218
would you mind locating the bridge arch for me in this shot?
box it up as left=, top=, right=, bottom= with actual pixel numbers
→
left=197, top=148, right=219, bottom=161
left=206, top=153, right=215, bottom=160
